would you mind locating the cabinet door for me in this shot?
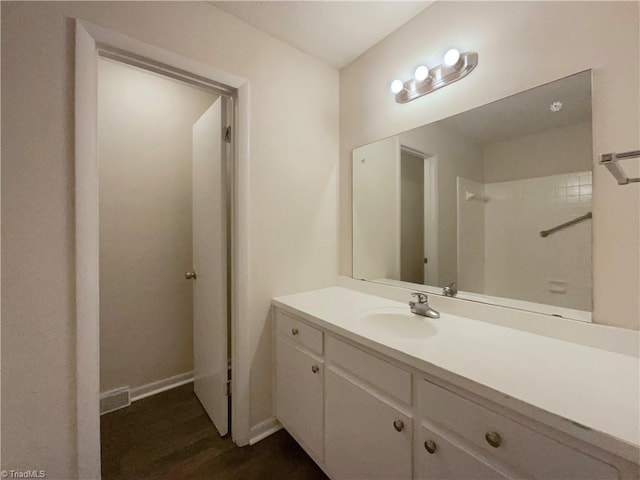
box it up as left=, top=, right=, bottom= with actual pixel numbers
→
left=325, top=367, right=412, bottom=480
left=418, top=425, right=512, bottom=480
left=275, top=335, right=324, bottom=460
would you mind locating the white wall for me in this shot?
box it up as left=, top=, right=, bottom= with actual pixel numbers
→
left=457, top=177, right=485, bottom=293
left=353, top=120, right=483, bottom=287
left=400, top=123, right=483, bottom=286
left=484, top=122, right=593, bottom=183
left=1, top=2, right=338, bottom=477
left=98, top=58, right=218, bottom=393
left=340, top=1, right=640, bottom=330
left=352, top=136, right=400, bottom=280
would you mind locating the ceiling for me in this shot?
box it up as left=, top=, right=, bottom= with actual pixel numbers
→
left=209, top=1, right=434, bottom=68
left=437, top=71, right=592, bottom=144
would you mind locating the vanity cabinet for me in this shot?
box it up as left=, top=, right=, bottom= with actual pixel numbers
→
left=419, top=380, right=619, bottom=480
left=324, top=341, right=413, bottom=480
left=273, top=306, right=634, bottom=480
left=274, top=313, right=324, bottom=461
left=323, top=335, right=413, bottom=478
left=325, top=368, right=412, bottom=479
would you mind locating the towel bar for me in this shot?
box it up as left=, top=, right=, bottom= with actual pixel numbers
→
left=540, top=212, right=592, bottom=238
left=599, top=150, right=640, bottom=185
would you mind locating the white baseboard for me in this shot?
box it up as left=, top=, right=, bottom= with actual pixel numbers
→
left=249, top=417, right=282, bottom=445
left=129, top=371, right=194, bottom=402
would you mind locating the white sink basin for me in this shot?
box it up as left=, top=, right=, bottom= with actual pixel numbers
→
left=356, top=307, right=438, bottom=340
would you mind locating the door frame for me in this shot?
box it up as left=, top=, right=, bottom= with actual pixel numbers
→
left=399, top=145, right=439, bottom=285
left=75, top=19, right=251, bottom=479
left=423, top=154, right=439, bottom=285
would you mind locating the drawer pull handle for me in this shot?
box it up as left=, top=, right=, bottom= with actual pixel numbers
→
left=424, top=440, right=437, bottom=454
left=393, top=420, right=405, bottom=432
left=291, top=328, right=299, bottom=336
left=485, top=431, right=502, bottom=448
left=311, top=365, right=320, bottom=374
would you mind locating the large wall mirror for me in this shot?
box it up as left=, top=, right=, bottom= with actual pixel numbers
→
left=352, top=71, right=593, bottom=322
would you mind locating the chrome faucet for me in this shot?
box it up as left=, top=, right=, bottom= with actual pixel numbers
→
left=409, top=292, right=440, bottom=319
left=443, top=282, right=457, bottom=297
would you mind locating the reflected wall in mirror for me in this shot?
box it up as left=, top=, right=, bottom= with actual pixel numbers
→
left=352, top=71, right=593, bottom=321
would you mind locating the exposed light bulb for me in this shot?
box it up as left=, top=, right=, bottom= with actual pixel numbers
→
left=443, top=49, right=461, bottom=67
left=414, top=65, right=430, bottom=82
left=390, top=79, right=404, bottom=94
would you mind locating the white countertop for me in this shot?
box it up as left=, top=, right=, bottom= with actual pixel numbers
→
left=272, top=286, right=640, bottom=463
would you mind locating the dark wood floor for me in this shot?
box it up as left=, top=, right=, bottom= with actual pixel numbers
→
left=101, top=383, right=328, bottom=480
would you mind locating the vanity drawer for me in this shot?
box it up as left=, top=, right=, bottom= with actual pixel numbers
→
left=275, top=310, right=323, bottom=355
left=419, top=380, right=619, bottom=479
left=326, top=335, right=411, bottom=405
left=417, top=424, right=512, bottom=480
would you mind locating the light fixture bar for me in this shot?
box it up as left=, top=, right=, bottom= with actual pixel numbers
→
left=395, top=52, right=478, bottom=104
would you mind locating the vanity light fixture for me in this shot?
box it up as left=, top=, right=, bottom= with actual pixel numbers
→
left=443, top=48, right=461, bottom=67
left=392, top=49, right=478, bottom=103
left=390, top=79, right=404, bottom=94
left=414, top=65, right=430, bottom=82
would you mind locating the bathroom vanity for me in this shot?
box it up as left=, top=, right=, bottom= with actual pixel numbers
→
left=272, top=287, right=639, bottom=480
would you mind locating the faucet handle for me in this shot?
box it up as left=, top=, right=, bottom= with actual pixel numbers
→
left=443, top=283, right=458, bottom=297
left=411, top=292, right=429, bottom=304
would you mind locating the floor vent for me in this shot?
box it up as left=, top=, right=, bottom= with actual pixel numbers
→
left=100, top=386, right=131, bottom=415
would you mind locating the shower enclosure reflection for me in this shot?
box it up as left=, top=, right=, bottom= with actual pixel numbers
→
left=352, top=71, right=593, bottom=321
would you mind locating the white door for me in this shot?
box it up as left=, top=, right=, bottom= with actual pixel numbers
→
left=192, top=97, right=228, bottom=436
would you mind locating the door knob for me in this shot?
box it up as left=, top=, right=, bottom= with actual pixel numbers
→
left=185, top=271, right=197, bottom=280
left=393, top=420, right=404, bottom=432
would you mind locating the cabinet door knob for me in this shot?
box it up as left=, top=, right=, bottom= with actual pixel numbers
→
left=485, top=431, right=502, bottom=448
left=291, top=328, right=299, bottom=336
left=424, top=440, right=437, bottom=454
left=311, top=365, right=319, bottom=373
left=393, top=420, right=404, bottom=432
